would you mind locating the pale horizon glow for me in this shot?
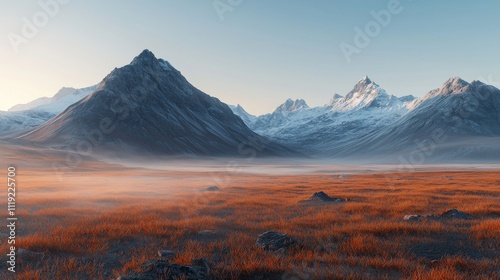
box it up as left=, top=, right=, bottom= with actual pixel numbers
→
left=1, top=0, right=499, bottom=115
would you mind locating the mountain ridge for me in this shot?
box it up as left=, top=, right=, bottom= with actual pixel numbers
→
left=19, top=49, right=296, bottom=158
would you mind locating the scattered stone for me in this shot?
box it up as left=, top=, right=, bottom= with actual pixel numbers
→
left=403, top=209, right=474, bottom=222
left=202, top=186, right=220, bottom=192
left=167, top=258, right=210, bottom=280
left=198, top=230, right=218, bottom=236
left=142, top=259, right=170, bottom=274
left=403, top=215, right=422, bottom=222
left=17, top=248, right=43, bottom=258
left=299, top=191, right=346, bottom=203
left=439, top=209, right=473, bottom=220
left=256, top=231, right=300, bottom=252
left=119, top=258, right=211, bottom=280
left=158, top=250, right=176, bottom=260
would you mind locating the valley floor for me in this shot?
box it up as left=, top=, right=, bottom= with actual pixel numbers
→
left=0, top=161, right=499, bottom=279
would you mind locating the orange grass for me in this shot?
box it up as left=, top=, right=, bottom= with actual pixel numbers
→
left=0, top=168, right=498, bottom=279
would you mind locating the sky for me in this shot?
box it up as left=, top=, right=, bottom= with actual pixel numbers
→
left=1, top=0, right=499, bottom=115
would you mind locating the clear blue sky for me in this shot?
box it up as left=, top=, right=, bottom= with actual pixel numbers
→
left=1, top=0, right=499, bottom=115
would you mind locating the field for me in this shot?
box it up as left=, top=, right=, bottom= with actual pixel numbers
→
left=1, top=160, right=499, bottom=280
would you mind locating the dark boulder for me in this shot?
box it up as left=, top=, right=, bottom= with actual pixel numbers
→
left=256, top=231, right=300, bottom=252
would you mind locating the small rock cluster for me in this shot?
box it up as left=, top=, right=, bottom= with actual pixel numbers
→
left=118, top=251, right=211, bottom=280
left=299, top=191, right=347, bottom=203
left=201, top=186, right=220, bottom=192
left=403, top=209, right=473, bottom=222
left=256, top=231, right=300, bottom=252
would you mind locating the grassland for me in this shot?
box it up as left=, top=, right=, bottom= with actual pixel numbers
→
left=1, top=165, right=499, bottom=279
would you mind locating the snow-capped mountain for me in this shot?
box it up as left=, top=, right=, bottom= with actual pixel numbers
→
left=229, top=104, right=257, bottom=126
left=0, top=110, right=55, bottom=137
left=329, top=77, right=500, bottom=160
left=329, top=76, right=404, bottom=112
left=242, top=77, right=412, bottom=151
left=232, top=76, right=500, bottom=161
left=0, top=85, right=97, bottom=137
left=20, top=50, right=295, bottom=157
left=9, top=85, right=97, bottom=114
left=276, top=99, right=309, bottom=112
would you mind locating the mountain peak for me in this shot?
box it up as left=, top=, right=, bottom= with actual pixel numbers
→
left=135, top=49, right=156, bottom=60
left=359, top=75, right=372, bottom=84
left=130, top=49, right=162, bottom=68
left=438, top=77, right=470, bottom=95
left=129, top=49, right=176, bottom=73
left=276, top=99, right=309, bottom=113
left=330, top=77, right=401, bottom=111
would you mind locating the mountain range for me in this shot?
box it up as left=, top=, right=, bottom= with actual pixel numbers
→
left=231, top=76, right=500, bottom=161
left=2, top=50, right=499, bottom=161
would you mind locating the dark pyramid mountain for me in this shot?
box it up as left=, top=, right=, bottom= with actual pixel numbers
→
left=329, top=77, right=500, bottom=160
left=20, top=50, right=295, bottom=157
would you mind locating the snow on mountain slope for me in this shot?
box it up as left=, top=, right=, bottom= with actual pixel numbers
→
left=229, top=104, right=257, bottom=126
left=239, top=77, right=411, bottom=150
left=308, top=78, right=500, bottom=160
left=231, top=76, right=500, bottom=161
left=0, top=110, right=55, bottom=137
left=275, top=99, right=309, bottom=112
left=9, top=85, right=97, bottom=114
left=329, top=76, right=404, bottom=112
left=1, top=85, right=98, bottom=137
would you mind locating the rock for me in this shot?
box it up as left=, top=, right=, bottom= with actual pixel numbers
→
left=403, top=209, right=474, bottom=222
left=17, top=248, right=43, bottom=257
left=403, top=215, right=422, bottom=221
left=439, top=209, right=473, bottom=220
left=299, top=191, right=346, bottom=203
left=142, top=260, right=170, bottom=274
left=202, top=186, right=220, bottom=192
left=256, top=231, right=300, bottom=252
left=119, top=257, right=211, bottom=280
left=158, top=250, right=176, bottom=260
left=166, top=258, right=210, bottom=280
left=198, top=230, right=218, bottom=236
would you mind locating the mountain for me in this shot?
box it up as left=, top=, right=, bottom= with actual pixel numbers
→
left=329, top=76, right=404, bottom=112
left=0, top=85, right=98, bottom=137
left=244, top=77, right=412, bottom=151
left=275, top=99, right=309, bottom=112
left=9, top=85, right=97, bottom=114
left=0, top=110, right=55, bottom=137
left=19, top=50, right=295, bottom=157
left=229, top=104, right=257, bottom=126
left=341, top=77, right=500, bottom=160
left=231, top=76, right=500, bottom=161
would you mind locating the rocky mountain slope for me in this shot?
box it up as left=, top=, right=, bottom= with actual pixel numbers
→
left=19, top=50, right=295, bottom=157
